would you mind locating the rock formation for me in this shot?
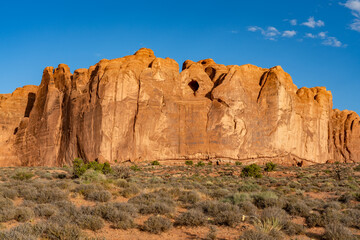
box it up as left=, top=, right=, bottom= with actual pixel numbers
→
left=0, top=48, right=359, bottom=166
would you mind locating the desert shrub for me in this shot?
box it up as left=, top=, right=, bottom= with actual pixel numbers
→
left=34, top=204, right=57, bottom=218
left=324, top=201, right=342, bottom=210
left=238, top=201, right=258, bottom=216
left=213, top=209, right=242, bottom=227
left=354, top=164, right=360, bottom=171
left=185, top=160, right=193, bottom=166
left=119, top=183, right=140, bottom=198
left=73, top=158, right=112, bottom=177
left=210, top=188, right=230, bottom=199
left=86, top=190, right=112, bottom=202
left=225, top=192, right=251, bottom=205
left=14, top=207, right=35, bottom=222
left=235, top=161, right=242, bottom=166
left=195, top=201, right=241, bottom=222
left=306, top=212, right=323, bottom=227
left=115, top=179, right=130, bottom=188
left=323, top=223, right=355, bottom=240
left=37, top=222, right=81, bottom=240
left=338, top=193, right=353, bottom=203
left=0, top=198, right=15, bottom=222
left=178, top=190, right=201, bottom=205
left=53, top=201, right=78, bottom=220
left=283, top=222, right=304, bottom=236
left=24, top=187, right=67, bottom=203
left=112, top=166, right=131, bottom=179
left=196, top=161, right=205, bottom=167
left=353, top=192, right=360, bottom=202
left=252, top=191, right=279, bottom=209
left=206, top=226, right=217, bottom=240
left=175, top=209, right=207, bottom=226
left=12, top=171, right=34, bottom=181
left=129, top=192, right=175, bottom=215
left=0, top=188, right=18, bottom=199
left=253, top=217, right=283, bottom=240
left=283, top=198, right=310, bottom=217
left=77, top=214, right=104, bottom=231
left=72, top=158, right=88, bottom=177
left=142, top=216, right=173, bottom=234
left=151, top=161, right=160, bottom=166
left=238, top=182, right=260, bottom=192
left=0, top=223, right=38, bottom=240
left=239, top=229, right=270, bottom=240
left=264, top=162, right=277, bottom=172
left=80, top=169, right=106, bottom=183
left=130, top=165, right=141, bottom=171
left=260, top=207, right=289, bottom=226
left=74, top=184, right=103, bottom=198
left=56, top=173, right=67, bottom=179
left=91, top=203, right=137, bottom=229
left=343, top=209, right=360, bottom=229
left=241, top=164, right=262, bottom=178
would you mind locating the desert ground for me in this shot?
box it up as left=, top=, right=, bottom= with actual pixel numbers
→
left=0, top=161, right=360, bottom=240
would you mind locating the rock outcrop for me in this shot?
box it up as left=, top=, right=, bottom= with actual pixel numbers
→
left=0, top=48, right=358, bottom=166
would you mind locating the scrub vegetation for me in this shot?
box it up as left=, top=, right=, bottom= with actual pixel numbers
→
left=0, top=161, right=360, bottom=239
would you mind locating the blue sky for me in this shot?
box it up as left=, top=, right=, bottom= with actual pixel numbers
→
left=0, top=0, right=359, bottom=112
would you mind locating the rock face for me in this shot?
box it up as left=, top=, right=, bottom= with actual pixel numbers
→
left=0, top=85, right=38, bottom=166
left=0, top=48, right=359, bottom=166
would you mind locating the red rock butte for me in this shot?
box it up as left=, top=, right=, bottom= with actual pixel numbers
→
left=0, top=48, right=359, bottom=167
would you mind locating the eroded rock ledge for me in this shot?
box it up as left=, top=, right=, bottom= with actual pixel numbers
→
left=0, top=48, right=359, bottom=166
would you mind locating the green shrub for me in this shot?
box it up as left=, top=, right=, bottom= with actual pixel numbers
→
left=225, top=192, right=251, bottom=205
left=241, top=164, right=262, bottom=178
left=238, top=182, right=260, bottom=192
left=252, top=191, right=279, bottom=209
left=130, top=165, right=141, bottom=171
left=196, top=161, right=205, bottom=167
left=151, top=161, right=160, bottom=166
left=142, top=216, right=173, bottom=234
left=12, top=171, right=34, bottom=181
left=73, top=158, right=88, bottom=178
left=102, top=162, right=112, bottom=174
left=235, top=161, right=242, bottom=166
left=72, top=158, right=112, bottom=177
left=80, top=169, right=106, bottom=183
left=264, top=162, right=277, bottom=172
left=185, top=160, right=193, bottom=166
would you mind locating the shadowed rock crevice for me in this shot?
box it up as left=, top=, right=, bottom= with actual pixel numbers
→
left=188, top=80, right=199, bottom=95
left=24, top=93, right=36, bottom=117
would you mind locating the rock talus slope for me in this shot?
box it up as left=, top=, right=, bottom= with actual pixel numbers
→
left=0, top=48, right=359, bottom=166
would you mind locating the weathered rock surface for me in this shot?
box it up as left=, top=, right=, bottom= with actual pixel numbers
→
left=0, top=85, right=38, bottom=166
left=0, top=48, right=358, bottom=166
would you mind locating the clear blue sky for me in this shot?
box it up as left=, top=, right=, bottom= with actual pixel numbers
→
left=1, top=0, right=359, bottom=112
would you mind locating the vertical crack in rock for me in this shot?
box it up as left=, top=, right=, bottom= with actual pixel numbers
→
left=257, top=71, right=270, bottom=103
left=24, top=93, right=36, bottom=117
left=133, top=72, right=141, bottom=149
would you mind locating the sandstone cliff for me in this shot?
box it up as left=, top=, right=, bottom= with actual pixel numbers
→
left=0, top=48, right=358, bottom=166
